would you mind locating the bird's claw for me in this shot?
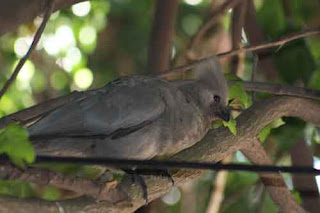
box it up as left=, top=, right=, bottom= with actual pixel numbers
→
left=124, top=169, right=174, bottom=204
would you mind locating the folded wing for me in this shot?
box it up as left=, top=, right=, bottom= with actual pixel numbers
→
left=28, top=77, right=166, bottom=137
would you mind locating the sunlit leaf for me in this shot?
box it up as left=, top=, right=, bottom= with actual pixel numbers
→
left=0, top=180, right=35, bottom=198
left=292, top=190, right=302, bottom=204
left=212, top=121, right=223, bottom=129
left=212, top=118, right=237, bottom=136
left=0, top=124, right=35, bottom=167
left=223, top=118, right=237, bottom=136
left=228, top=82, right=249, bottom=108
left=41, top=185, right=62, bottom=201
left=259, top=118, right=285, bottom=142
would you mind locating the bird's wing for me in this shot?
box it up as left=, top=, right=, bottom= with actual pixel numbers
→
left=28, top=77, right=166, bottom=137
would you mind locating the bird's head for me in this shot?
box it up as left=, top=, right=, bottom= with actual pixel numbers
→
left=194, top=58, right=230, bottom=123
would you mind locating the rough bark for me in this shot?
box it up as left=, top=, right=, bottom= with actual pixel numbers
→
left=242, top=140, right=301, bottom=213
left=290, top=139, right=320, bottom=213
left=1, top=96, right=318, bottom=212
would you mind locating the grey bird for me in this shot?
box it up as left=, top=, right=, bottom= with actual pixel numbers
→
left=28, top=58, right=230, bottom=161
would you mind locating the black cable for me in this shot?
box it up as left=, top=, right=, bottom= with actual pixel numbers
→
left=0, top=155, right=318, bottom=175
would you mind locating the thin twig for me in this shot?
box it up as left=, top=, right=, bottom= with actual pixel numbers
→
left=161, top=28, right=320, bottom=77
left=190, top=0, right=242, bottom=51
left=241, top=139, right=304, bottom=213
left=0, top=0, right=55, bottom=100
left=244, top=0, right=278, bottom=80
left=147, top=0, right=179, bottom=74
left=251, top=55, right=258, bottom=101
left=290, top=139, right=320, bottom=212
left=230, top=0, right=247, bottom=75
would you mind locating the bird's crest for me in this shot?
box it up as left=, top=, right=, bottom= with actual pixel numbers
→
left=194, top=57, right=228, bottom=99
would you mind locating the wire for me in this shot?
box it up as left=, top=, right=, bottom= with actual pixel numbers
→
left=0, top=155, right=318, bottom=175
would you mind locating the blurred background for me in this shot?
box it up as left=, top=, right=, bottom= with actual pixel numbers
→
left=1, top=0, right=320, bottom=212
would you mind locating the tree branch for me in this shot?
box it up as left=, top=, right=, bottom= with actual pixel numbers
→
left=250, top=55, right=258, bottom=101
left=147, top=0, right=179, bottom=74
left=0, top=0, right=55, bottom=100
left=230, top=0, right=247, bottom=75
left=241, top=140, right=302, bottom=213
left=162, top=28, right=320, bottom=77
left=244, top=0, right=278, bottom=80
left=290, top=139, right=320, bottom=212
left=189, top=0, right=242, bottom=51
left=1, top=96, right=319, bottom=212
left=0, top=163, right=127, bottom=202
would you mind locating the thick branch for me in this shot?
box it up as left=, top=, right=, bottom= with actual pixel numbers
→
left=1, top=96, right=319, bottom=212
left=290, top=139, right=320, bottom=212
left=147, top=0, right=179, bottom=74
left=0, top=0, right=86, bottom=36
left=244, top=0, right=278, bottom=79
left=241, top=140, right=302, bottom=213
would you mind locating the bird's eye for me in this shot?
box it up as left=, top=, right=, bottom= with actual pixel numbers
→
left=213, top=95, right=220, bottom=103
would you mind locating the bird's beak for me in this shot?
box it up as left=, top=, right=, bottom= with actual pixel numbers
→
left=217, top=107, right=230, bottom=122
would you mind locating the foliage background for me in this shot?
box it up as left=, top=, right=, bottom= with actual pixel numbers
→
left=0, top=0, right=320, bottom=212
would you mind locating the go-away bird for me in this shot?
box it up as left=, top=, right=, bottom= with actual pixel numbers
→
left=28, top=58, right=230, bottom=161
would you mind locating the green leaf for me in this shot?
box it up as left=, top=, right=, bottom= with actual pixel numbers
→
left=259, top=118, right=285, bottom=142
left=292, top=190, right=302, bottom=204
left=228, top=82, right=249, bottom=108
left=0, top=124, right=35, bottom=167
left=222, top=118, right=237, bottom=136
left=0, top=180, right=35, bottom=198
left=41, top=185, right=62, bottom=201
left=213, top=118, right=237, bottom=135
left=212, top=122, right=223, bottom=129
left=224, top=73, right=243, bottom=81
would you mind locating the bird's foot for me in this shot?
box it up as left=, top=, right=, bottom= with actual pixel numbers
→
left=124, top=169, right=174, bottom=204
left=125, top=171, right=148, bottom=204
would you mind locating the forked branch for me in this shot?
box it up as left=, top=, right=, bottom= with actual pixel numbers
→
left=1, top=96, right=319, bottom=212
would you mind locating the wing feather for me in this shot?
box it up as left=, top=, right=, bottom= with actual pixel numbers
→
left=28, top=77, right=166, bottom=137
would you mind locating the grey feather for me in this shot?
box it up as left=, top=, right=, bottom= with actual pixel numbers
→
left=29, top=58, right=229, bottom=160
